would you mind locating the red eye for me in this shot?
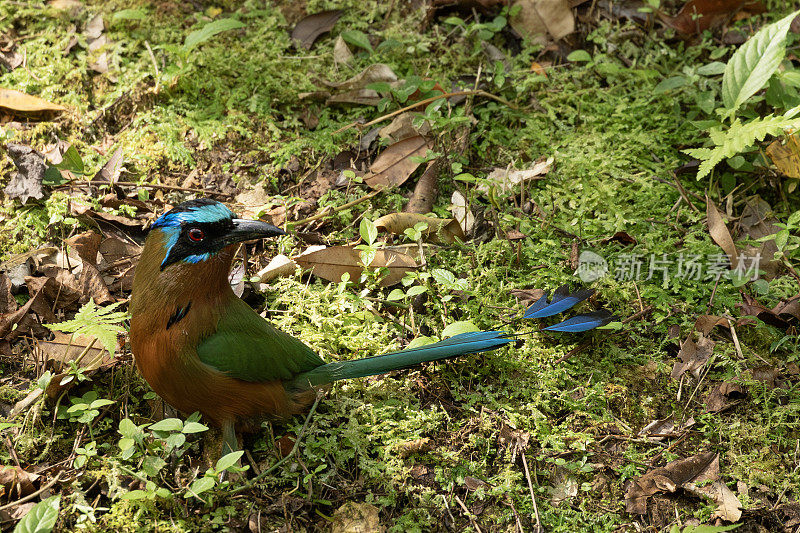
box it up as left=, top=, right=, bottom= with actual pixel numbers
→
left=187, top=228, right=205, bottom=242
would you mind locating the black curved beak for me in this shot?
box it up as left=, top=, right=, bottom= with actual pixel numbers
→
left=222, top=219, right=285, bottom=245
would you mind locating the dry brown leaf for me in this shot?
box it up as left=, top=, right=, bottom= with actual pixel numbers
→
left=0, top=466, right=38, bottom=500
left=66, top=231, right=102, bottom=264
left=4, top=143, right=48, bottom=204
left=693, top=314, right=729, bottom=336
left=766, top=133, right=800, bottom=180
left=661, top=0, right=761, bottom=35
left=393, top=437, right=432, bottom=458
left=327, top=89, right=383, bottom=106
left=671, top=334, right=715, bottom=380
left=373, top=212, right=465, bottom=244
left=683, top=454, right=743, bottom=522
left=378, top=112, right=431, bottom=143
left=705, top=381, right=746, bottom=413
left=737, top=196, right=781, bottom=279
left=481, top=158, right=552, bottom=194
left=626, top=452, right=714, bottom=513
left=510, top=0, right=575, bottom=44
left=706, top=196, right=739, bottom=270
left=0, top=88, right=64, bottom=116
left=291, top=10, right=343, bottom=49
left=331, top=502, right=381, bottom=533
left=294, top=245, right=416, bottom=287
left=322, top=63, right=397, bottom=90
left=333, top=35, right=353, bottom=66
left=364, top=136, right=430, bottom=190
left=38, top=331, right=113, bottom=371
left=450, top=190, right=475, bottom=233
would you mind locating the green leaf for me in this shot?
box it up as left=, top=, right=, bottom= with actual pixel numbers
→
left=406, top=285, right=427, bottom=297
left=187, top=476, right=216, bottom=497
left=654, top=76, right=688, bottom=94
left=441, top=320, right=480, bottom=338
left=359, top=218, right=378, bottom=245
left=722, top=10, right=800, bottom=113
left=89, top=398, right=115, bottom=409
left=431, top=268, right=456, bottom=286
left=567, top=50, right=591, bottom=62
left=142, top=455, right=166, bottom=477
left=684, top=110, right=800, bottom=179
left=215, top=450, right=244, bottom=472
left=55, top=145, right=84, bottom=174
left=386, top=289, right=405, bottom=301
left=341, top=30, right=372, bottom=52
left=42, top=166, right=68, bottom=186
left=775, top=229, right=790, bottom=250
left=697, top=61, right=726, bottom=76
left=149, top=418, right=183, bottom=432
left=45, top=300, right=128, bottom=356
left=406, top=336, right=437, bottom=349
left=118, top=437, right=134, bottom=451
left=183, top=18, right=245, bottom=53
left=118, top=418, right=140, bottom=438
left=119, top=489, right=148, bottom=500
left=113, top=8, right=147, bottom=21
left=182, top=421, right=209, bottom=434
left=13, top=495, right=60, bottom=533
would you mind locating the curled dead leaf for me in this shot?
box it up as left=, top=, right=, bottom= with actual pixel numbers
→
left=373, top=212, right=464, bottom=244
left=294, top=245, right=416, bottom=287
left=706, top=196, right=739, bottom=270
left=364, top=136, right=430, bottom=190
left=0, top=88, right=64, bottom=117
left=291, top=10, right=343, bottom=49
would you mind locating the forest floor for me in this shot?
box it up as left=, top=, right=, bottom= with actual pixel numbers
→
left=1, top=0, right=800, bottom=531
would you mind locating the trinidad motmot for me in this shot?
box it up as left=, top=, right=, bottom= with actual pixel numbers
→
left=130, top=199, right=613, bottom=453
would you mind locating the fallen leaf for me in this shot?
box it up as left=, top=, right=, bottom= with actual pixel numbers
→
left=331, top=502, right=381, bottom=533
left=294, top=245, right=417, bottom=287
left=510, top=0, right=575, bottom=44
left=450, top=190, right=475, bottom=233
left=66, top=231, right=102, bottom=264
left=0, top=44, right=22, bottom=72
left=766, top=133, right=800, bottom=179
left=738, top=292, right=798, bottom=331
left=626, top=452, right=741, bottom=521
left=551, top=467, right=578, bottom=506
left=291, top=10, right=343, bottom=49
left=510, top=288, right=546, bottom=305
left=333, top=35, right=353, bottom=66
left=85, top=13, right=104, bottom=39
left=93, top=146, right=123, bottom=183
left=671, top=334, right=715, bottom=380
left=706, top=196, right=739, bottom=270
left=322, top=63, right=397, bottom=90
left=38, top=331, right=114, bottom=372
left=601, top=231, right=637, bottom=246
left=406, top=158, right=443, bottom=214
left=705, top=381, right=746, bottom=412
left=481, top=158, right=552, bottom=194
left=0, top=466, right=38, bottom=499
left=373, top=213, right=465, bottom=244
left=4, top=143, right=48, bottom=204
left=464, top=475, right=488, bottom=491
left=693, top=314, right=729, bottom=336
left=327, top=88, right=383, bottom=106
left=661, top=0, right=757, bottom=35
left=364, top=135, right=430, bottom=190
left=0, top=88, right=64, bottom=117
left=737, top=196, right=781, bottom=279
left=378, top=112, right=431, bottom=143
left=638, top=415, right=675, bottom=441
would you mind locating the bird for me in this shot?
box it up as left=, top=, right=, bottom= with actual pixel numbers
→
left=129, top=198, right=613, bottom=453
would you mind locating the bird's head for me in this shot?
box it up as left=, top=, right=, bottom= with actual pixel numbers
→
left=148, top=198, right=284, bottom=271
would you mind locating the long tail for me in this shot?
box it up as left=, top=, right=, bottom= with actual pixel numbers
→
left=287, top=331, right=515, bottom=390
left=287, top=285, right=615, bottom=391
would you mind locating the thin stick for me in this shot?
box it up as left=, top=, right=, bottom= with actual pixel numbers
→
left=58, top=181, right=233, bottom=197
left=520, top=452, right=542, bottom=532
left=0, top=472, right=63, bottom=511
left=453, top=494, right=483, bottom=533
left=287, top=190, right=381, bottom=227
left=232, top=391, right=323, bottom=493
left=333, top=89, right=517, bottom=134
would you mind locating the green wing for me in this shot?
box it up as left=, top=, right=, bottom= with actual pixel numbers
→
left=196, top=297, right=324, bottom=382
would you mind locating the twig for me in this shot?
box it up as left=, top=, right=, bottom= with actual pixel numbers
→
left=0, top=472, right=63, bottom=511
left=58, top=181, right=234, bottom=197
left=232, top=391, right=323, bottom=493
left=520, top=452, right=543, bottom=532
left=453, top=494, right=483, bottom=533
left=287, top=190, right=381, bottom=227
left=333, top=89, right=517, bottom=135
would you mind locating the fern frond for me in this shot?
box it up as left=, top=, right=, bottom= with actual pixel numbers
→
left=46, top=299, right=129, bottom=355
left=684, top=113, right=800, bottom=180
